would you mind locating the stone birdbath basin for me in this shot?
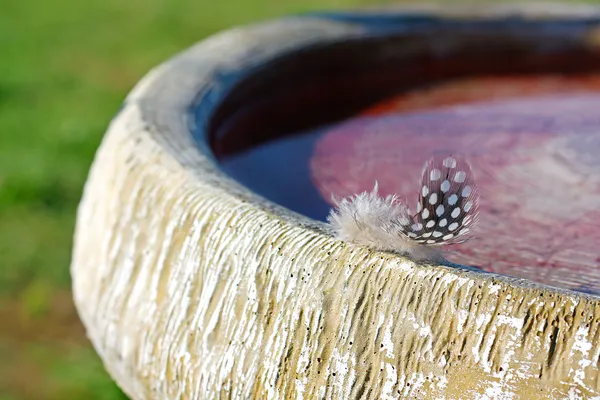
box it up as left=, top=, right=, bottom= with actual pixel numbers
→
left=72, top=3, right=600, bottom=399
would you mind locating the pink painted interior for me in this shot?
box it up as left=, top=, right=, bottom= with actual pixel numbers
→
left=310, top=75, right=600, bottom=293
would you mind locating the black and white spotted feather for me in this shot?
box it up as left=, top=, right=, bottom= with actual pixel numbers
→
left=327, top=154, right=479, bottom=260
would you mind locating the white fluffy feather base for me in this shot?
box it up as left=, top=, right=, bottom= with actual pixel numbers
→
left=327, top=184, right=443, bottom=262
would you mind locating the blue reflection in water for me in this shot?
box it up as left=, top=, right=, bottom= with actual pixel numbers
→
left=219, top=129, right=331, bottom=221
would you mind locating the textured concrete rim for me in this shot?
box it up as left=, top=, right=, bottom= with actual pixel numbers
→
left=73, top=3, right=600, bottom=399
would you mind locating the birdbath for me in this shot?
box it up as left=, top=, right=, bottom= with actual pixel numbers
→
left=72, top=4, right=600, bottom=399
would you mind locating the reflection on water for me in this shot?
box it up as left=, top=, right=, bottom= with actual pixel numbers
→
left=312, top=93, right=600, bottom=295
left=219, top=129, right=332, bottom=221
left=217, top=75, right=600, bottom=295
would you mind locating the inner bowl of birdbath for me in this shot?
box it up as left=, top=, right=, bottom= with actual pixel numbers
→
left=210, top=11, right=600, bottom=295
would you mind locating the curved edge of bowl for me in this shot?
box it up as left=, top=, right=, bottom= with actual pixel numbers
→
left=71, top=7, right=600, bottom=399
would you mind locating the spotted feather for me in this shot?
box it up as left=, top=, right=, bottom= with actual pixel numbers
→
left=406, top=154, right=479, bottom=245
left=327, top=154, right=480, bottom=259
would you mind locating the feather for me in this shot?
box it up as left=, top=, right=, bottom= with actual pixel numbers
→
left=327, top=154, right=480, bottom=262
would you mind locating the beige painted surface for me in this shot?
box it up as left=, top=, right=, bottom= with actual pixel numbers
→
left=71, top=5, right=600, bottom=399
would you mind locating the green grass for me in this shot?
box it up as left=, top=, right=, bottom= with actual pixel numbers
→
left=1, top=0, right=599, bottom=398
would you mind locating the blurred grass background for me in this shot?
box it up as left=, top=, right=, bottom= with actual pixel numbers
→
left=0, top=0, right=596, bottom=399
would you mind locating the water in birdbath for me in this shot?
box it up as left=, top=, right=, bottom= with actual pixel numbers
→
left=218, top=74, right=600, bottom=295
